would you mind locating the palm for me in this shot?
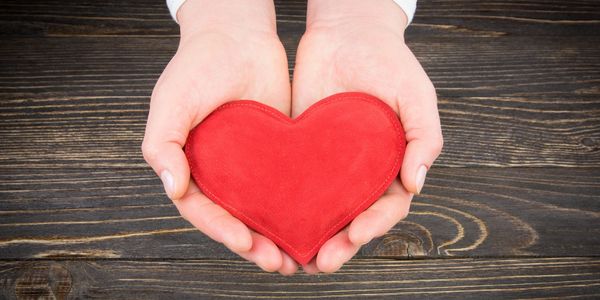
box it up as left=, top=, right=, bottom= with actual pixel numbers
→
left=157, top=31, right=291, bottom=122
left=144, top=30, right=296, bottom=274
left=292, top=24, right=436, bottom=273
left=293, top=26, right=429, bottom=117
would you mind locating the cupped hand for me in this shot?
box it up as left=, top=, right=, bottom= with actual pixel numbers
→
left=292, top=0, right=443, bottom=273
left=141, top=0, right=297, bottom=275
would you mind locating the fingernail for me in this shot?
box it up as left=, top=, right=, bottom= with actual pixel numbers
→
left=160, top=170, right=175, bottom=198
left=415, top=165, right=428, bottom=195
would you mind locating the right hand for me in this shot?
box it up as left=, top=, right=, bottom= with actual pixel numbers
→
left=291, top=0, right=443, bottom=273
left=141, top=0, right=296, bottom=275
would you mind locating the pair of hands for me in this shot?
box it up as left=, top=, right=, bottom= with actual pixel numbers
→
left=142, top=0, right=442, bottom=275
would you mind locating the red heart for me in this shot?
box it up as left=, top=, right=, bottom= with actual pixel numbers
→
left=184, top=92, right=406, bottom=264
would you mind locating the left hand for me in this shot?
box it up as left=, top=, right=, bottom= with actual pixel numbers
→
left=142, top=0, right=297, bottom=275
left=292, top=0, right=443, bottom=273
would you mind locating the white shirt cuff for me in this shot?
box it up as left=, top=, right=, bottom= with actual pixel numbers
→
left=167, top=0, right=417, bottom=26
left=166, top=0, right=186, bottom=24
left=392, top=0, right=417, bottom=26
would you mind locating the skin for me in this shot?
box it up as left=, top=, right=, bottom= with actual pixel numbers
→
left=142, top=0, right=442, bottom=275
left=141, top=0, right=296, bottom=275
left=293, top=0, right=443, bottom=273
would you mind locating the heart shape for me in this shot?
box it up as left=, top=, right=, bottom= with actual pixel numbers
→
left=184, top=92, right=406, bottom=264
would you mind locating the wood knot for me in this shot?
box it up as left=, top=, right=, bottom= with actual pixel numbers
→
left=361, top=231, right=427, bottom=257
left=581, top=137, right=600, bottom=152
left=15, top=262, right=71, bottom=300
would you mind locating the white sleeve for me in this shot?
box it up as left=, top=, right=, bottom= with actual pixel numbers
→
left=392, top=0, right=417, bottom=25
left=167, top=0, right=417, bottom=26
left=166, top=0, right=186, bottom=23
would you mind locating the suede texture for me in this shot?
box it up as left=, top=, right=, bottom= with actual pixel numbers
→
left=184, top=92, right=406, bottom=265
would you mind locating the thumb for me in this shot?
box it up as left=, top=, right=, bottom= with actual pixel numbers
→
left=397, top=82, right=443, bottom=195
left=142, top=80, right=205, bottom=200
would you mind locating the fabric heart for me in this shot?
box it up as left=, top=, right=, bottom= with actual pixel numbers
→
left=184, top=92, right=406, bottom=264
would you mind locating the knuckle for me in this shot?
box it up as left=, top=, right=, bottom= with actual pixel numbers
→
left=178, top=208, right=190, bottom=222
left=423, top=80, right=438, bottom=101
left=397, top=207, right=410, bottom=221
left=141, top=139, right=160, bottom=164
left=432, top=133, right=444, bottom=155
left=378, top=207, right=398, bottom=227
left=380, top=210, right=393, bottom=226
left=180, top=214, right=189, bottom=222
left=149, top=90, right=164, bottom=109
left=407, top=78, right=437, bottom=104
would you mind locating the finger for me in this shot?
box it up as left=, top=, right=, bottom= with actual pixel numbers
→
left=348, top=180, right=413, bottom=246
left=290, top=32, right=344, bottom=118
left=301, top=258, right=320, bottom=275
left=397, top=79, right=443, bottom=195
left=316, top=227, right=361, bottom=273
left=278, top=251, right=299, bottom=276
left=141, top=74, right=199, bottom=200
left=174, top=180, right=253, bottom=253
left=177, top=181, right=282, bottom=272
left=237, top=231, right=283, bottom=273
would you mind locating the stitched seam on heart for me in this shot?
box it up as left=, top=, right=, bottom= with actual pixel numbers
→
left=185, top=93, right=405, bottom=260
left=186, top=94, right=404, bottom=259
left=196, top=154, right=400, bottom=260
left=213, top=93, right=396, bottom=126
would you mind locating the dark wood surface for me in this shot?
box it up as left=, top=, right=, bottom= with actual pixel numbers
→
left=2, top=258, right=600, bottom=299
left=0, top=167, right=599, bottom=260
left=1, top=0, right=599, bottom=299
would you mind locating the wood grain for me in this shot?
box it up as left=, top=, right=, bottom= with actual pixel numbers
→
left=1, top=258, right=599, bottom=299
left=0, top=168, right=598, bottom=259
left=1, top=0, right=599, bottom=298
left=1, top=36, right=598, bottom=167
left=1, top=1, right=599, bottom=37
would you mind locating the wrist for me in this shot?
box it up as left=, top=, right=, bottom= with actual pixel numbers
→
left=177, top=0, right=278, bottom=38
left=306, top=0, right=408, bottom=33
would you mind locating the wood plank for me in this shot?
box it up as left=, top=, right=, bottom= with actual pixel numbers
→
left=413, top=0, right=600, bottom=37
left=0, top=167, right=598, bottom=259
left=0, top=0, right=176, bottom=37
left=0, top=1, right=598, bottom=260
left=1, top=257, right=599, bottom=299
left=0, top=36, right=598, bottom=167
left=1, top=1, right=598, bottom=298
left=1, top=1, right=599, bottom=37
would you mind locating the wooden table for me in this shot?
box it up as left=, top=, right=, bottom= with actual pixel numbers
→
left=1, top=1, right=599, bottom=298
